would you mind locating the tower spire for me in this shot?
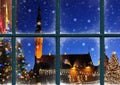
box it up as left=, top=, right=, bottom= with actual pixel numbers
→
left=88, top=46, right=90, bottom=54
left=35, top=0, right=42, bottom=33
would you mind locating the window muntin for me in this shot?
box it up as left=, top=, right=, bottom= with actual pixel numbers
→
left=2, top=0, right=120, bottom=84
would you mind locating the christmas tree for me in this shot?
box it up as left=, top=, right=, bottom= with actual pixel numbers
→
left=16, top=39, right=29, bottom=84
left=105, top=51, right=120, bottom=84
left=0, top=38, right=12, bottom=84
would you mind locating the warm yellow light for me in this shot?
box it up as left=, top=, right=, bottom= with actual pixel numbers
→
left=37, top=21, right=41, bottom=25
left=20, top=76, right=24, bottom=79
left=84, top=66, right=92, bottom=72
left=86, top=66, right=90, bottom=69
left=112, top=51, right=116, bottom=55
left=49, top=53, right=51, bottom=56
left=35, top=37, right=43, bottom=59
left=64, top=52, right=67, bottom=55
left=71, top=66, right=76, bottom=70
left=5, top=3, right=9, bottom=28
left=64, top=59, right=71, bottom=66
left=37, top=82, right=41, bottom=85
left=70, top=67, right=78, bottom=76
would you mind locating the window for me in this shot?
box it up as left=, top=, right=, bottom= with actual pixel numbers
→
left=0, top=0, right=120, bottom=85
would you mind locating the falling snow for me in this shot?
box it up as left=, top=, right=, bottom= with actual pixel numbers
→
left=28, top=9, right=32, bottom=12
left=28, top=43, right=31, bottom=46
left=23, top=0, right=26, bottom=3
left=91, top=48, right=95, bottom=51
left=73, top=18, right=77, bottom=22
left=52, top=10, right=55, bottom=14
left=87, top=19, right=91, bottom=23
left=82, top=43, right=86, bottom=46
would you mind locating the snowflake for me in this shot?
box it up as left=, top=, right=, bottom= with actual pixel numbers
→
left=24, top=25, right=27, bottom=28
left=23, top=6, right=26, bottom=9
left=82, top=42, right=86, bottom=46
left=73, top=29, right=76, bottom=32
left=91, top=48, right=95, bottom=51
left=62, top=12, right=66, bottom=16
left=105, top=45, right=108, bottom=49
left=114, top=22, right=117, bottom=25
left=81, top=1, right=85, bottom=5
left=45, top=9, right=48, bottom=11
left=66, top=3, right=69, bottom=7
left=28, top=64, right=31, bottom=67
left=87, top=19, right=91, bottom=23
left=73, top=18, right=77, bottom=22
left=23, top=0, right=26, bottom=3
left=28, top=51, right=31, bottom=53
left=97, top=7, right=100, bottom=11
left=111, top=12, right=114, bottom=15
left=73, top=41, right=76, bottom=44
left=67, top=48, right=69, bottom=50
left=88, top=5, right=92, bottom=8
left=110, top=5, right=113, bottom=8
left=28, top=43, right=31, bottom=46
left=52, top=10, right=55, bottom=14
left=85, top=26, right=88, bottom=30
left=43, top=1, right=47, bottom=5
left=17, top=38, right=21, bottom=43
left=108, top=30, right=111, bottom=33
left=28, top=9, right=32, bottom=12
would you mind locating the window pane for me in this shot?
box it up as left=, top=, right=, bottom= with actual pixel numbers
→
left=0, top=0, right=12, bottom=34
left=60, top=0, right=100, bottom=34
left=0, top=37, right=12, bottom=84
left=60, top=37, right=100, bottom=84
left=105, top=0, right=120, bottom=33
left=17, top=0, right=56, bottom=34
left=105, top=38, right=120, bottom=84
left=16, top=37, right=56, bottom=84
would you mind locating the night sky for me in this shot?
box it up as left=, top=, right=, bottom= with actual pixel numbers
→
left=105, top=0, right=120, bottom=33
left=105, top=38, right=120, bottom=63
left=60, top=0, right=100, bottom=33
left=17, top=37, right=56, bottom=71
left=17, top=0, right=120, bottom=71
left=60, top=38, right=100, bottom=66
left=17, top=0, right=56, bottom=33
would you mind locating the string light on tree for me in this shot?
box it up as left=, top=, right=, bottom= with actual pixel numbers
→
left=105, top=51, right=120, bottom=84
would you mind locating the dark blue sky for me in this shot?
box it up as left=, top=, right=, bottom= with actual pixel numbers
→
left=105, top=0, right=120, bottom=33
left=60, top=38, right=100, bottom=66
left=17, top=0, right=120, bottom=71
left=17, top=0, right=56, bottom=33
left=60, top=0, right=100, bottom=33
left=105, top=38, right=120, bottom=63
left=17, top=38, right=55, bottom=71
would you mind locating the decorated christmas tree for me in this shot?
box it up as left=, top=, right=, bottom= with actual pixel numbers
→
left=16, top=39, right=29, bottom=83
left=0, top=38, right=12, bottom=84
left=105, top=51, right=120, bottom=84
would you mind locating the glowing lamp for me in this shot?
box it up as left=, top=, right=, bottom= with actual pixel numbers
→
left=84, top=66, right=92, bottom=72
left=37, top=21, right=41, bottom=25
